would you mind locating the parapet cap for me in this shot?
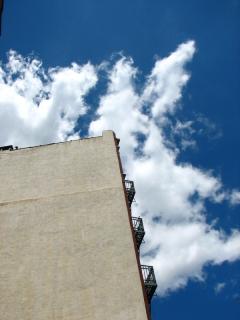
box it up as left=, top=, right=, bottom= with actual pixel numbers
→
left=0, top=131, right=118, bottom=152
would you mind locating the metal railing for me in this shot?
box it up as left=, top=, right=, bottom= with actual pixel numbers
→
left=0, top=145, right=13, bottom=151
left=125, top=180, right=135, bottom=206
left=141, top=265, right=157, bottom=303
left=132, top=217, right=145, bottom=249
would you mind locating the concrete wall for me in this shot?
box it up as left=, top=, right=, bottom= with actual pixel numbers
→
left=0, top=131, right=148, bottom=320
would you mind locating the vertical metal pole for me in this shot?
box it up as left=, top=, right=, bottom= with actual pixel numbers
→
left=0, top=0, right=4, bottom=36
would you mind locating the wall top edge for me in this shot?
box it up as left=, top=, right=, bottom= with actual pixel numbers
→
left=0, top=130, right=116, bottom=153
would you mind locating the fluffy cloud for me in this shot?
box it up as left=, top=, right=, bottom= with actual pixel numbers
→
left=142, top=221, right=240, bottom=294
left=0, top=50, right=97, bottom=147
left=89, top=57, right=148, bottom=158
left=89, top=41, right=240, bottom=295
left=141, top=41, right=195, bottom=118
left=229, top=190, right=240, bottom=206
left=0, top=41, right=240, bottom=296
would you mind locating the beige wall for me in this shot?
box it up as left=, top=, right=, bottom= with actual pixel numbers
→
left=0, top=131, right=148, bottom=320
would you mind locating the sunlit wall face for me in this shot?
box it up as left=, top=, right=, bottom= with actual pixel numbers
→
left=0, top=132, right=149, bottom=320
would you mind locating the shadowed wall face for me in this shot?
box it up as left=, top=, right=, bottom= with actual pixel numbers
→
left=0, top=131, right=148, bottom=320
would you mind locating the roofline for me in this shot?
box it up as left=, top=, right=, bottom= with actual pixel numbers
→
left=0, top=130, right=116, bottom=152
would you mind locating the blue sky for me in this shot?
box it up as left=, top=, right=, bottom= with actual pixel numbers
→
left=1, top=1, right=240, bottom=319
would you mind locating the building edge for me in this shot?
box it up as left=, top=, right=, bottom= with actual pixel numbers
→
left=112, top=131, right=152, bottom=320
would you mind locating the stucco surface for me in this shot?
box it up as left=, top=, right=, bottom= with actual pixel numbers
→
left=0, top=131, right=148, bottom=320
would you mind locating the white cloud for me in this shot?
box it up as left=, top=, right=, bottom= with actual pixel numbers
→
left=88, top=41, right=240, bottom=296
left=1, top=41, right=240, bottom=297
left=89, top=57, right=148, bottom=159
left=229, top=190, right=240, bottom=206
left=142, top=221, right=240, bottom=294
left=0, top=50, right=97, bottom=147
left=141, top=41, right=195, bottom=119
left=214, top=282, right=226, bottom=294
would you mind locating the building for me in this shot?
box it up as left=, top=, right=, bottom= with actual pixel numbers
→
left=0, top=131, right=157, bottom=320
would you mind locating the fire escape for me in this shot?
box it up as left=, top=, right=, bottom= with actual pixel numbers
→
left=125, top=180, right=135, bottom=206
left=141, top=265, right=158, bottom=304
left=124, top=179, right=157, bottom=308
left=0, top=145, right=13, bottom=151
left=132, top=217, right=145, bottom=250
